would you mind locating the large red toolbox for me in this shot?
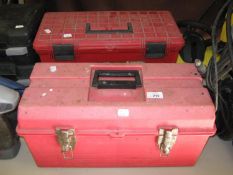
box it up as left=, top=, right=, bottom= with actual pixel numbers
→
left=17, top=63, right=215, bottom=167
left=33, top=11, right=184, bottom=63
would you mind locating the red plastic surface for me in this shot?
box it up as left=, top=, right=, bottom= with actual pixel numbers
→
left=33, top=11, right=184, bottom=63
left=17, top=63, right=215, bottom=167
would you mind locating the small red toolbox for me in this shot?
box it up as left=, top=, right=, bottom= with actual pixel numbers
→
left=33, top=11, right=184, bottom=63
left=17, top=63, right=215, bottom=167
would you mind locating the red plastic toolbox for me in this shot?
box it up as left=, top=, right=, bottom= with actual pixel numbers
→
left=33, top=11, right=184, bottom=63
left=17, top=63, right=215, bottom=167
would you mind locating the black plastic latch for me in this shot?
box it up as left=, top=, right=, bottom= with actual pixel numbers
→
left=0, top=43, right=7, bottom=57
left=145, top=42, right=166, bottom=58
left=53, top=44, right=75, bottom=61
left=0, top=48, right=7, bottom=57
left=0, top=63, right=17, bottom=80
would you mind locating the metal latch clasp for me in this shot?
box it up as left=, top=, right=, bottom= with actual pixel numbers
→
left=157, top=128, right=178, bottom=156
left=55, top=128, right=76, bottom=159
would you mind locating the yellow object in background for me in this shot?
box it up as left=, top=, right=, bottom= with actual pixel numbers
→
left=177, top=47, right=214, bottom=66
left=177, top=15, right=233, bottom=65
left=176, top=55, right=187, bottom=64
left=220, top=14, right=233, bottom=42
left=221, top=22, right=227, bottom=42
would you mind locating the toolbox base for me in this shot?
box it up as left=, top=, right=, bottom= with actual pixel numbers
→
left=39, top=52, right=179, bottom=63
left=22, top=134, right=210, bottom=167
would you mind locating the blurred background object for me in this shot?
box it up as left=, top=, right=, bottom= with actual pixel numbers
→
left=20, top=0, right=224, bottom=26
left=0, top=85, right=20, bottom=159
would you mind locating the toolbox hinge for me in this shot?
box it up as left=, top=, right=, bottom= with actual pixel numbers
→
left=55, top=128, right=76, bottom=160
left=157, top=128, right=178, bottom=156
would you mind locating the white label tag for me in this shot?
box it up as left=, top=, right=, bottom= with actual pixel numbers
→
left=15, top=25, right=24, bottom=29
left=44, top=29, right=52, bottom=34
left=63, top=33, right=72, bottom=38
left=49, top=66, right=57, bottom=73
left=117, top=109, right=129, bottom=117
left=147, top=92, right=164, bottom=99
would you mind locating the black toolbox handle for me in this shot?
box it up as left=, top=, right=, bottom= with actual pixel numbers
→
left=92, top=70, right=142, bottom=89
left=86, top=23, right=133, bottom=34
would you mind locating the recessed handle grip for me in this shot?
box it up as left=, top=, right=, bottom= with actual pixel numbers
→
left=92, top=70, right=142, bottom=89
left=86, top=23, right=133, bottom=34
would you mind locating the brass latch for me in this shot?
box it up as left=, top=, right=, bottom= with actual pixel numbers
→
left=157, top=128, right=178, bottom=156
left=55, top=128, right=76, bottom=159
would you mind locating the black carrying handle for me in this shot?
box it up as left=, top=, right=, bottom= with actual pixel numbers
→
left=92, top=70, right=142, bottom=89
left=86, top=23, right=133, bottom=34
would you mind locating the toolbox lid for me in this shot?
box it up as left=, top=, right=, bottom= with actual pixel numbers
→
left=17, top=63, right=216, bottom=135
left=33, top=11, right=184, bottom=57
